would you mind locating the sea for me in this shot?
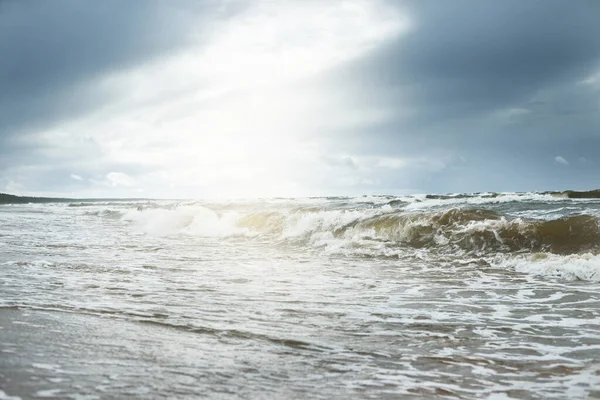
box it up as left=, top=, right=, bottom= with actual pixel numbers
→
left=1, top=192, right=599, bottom=399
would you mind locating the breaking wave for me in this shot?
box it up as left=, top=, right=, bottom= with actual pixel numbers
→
left=122, top=206, right=247, bottom=237
left=491, top=252, right=600, bottom=282
left=120, top=205, right=600, bottom=256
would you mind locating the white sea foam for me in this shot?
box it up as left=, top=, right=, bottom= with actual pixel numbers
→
left=35, top=389, right=62, bottom=398
left=122, top=205, right=248, bottom=237
left=492, top=253, right=600, bottom=282
left=0, top=390, right=21, bottom=400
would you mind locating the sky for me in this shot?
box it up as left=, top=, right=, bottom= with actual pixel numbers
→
left=1, top=0, right=599, bottom=198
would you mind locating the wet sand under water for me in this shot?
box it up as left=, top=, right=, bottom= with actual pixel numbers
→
left=1, top=308, right=314, bottom=399
left=1, top=308, right=599, bottom=399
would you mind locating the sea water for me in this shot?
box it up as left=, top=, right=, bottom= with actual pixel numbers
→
left=1, top=193, right=599, bottom=398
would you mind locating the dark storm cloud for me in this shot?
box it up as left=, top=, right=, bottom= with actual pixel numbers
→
left=316, top=0, right=600, bottom=192
left=0, top=0, right=242, bottom=138
left=0, top=0, right=249, bottom=194
left=346, top=0, right=600, bottom=117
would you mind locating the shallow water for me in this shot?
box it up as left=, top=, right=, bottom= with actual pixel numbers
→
left=1, top=194, right=600, bottom=398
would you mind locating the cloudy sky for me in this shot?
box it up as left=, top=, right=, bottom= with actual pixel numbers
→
left=1, top=0, right=599, bottom=198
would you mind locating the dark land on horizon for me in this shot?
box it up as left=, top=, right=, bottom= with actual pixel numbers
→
left=0, top=192, right=148, bottom=204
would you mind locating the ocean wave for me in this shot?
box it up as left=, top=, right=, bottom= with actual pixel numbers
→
left=401, top=192, right=572, bottom=211
left=546, top=189, right=600, bottom=199
left=84, top=209, right=124, bottom=218
left=491, top=253, right=600, bottom=282
left=122, top=205, right=251, bottom=237
left=121, top=205, right=600, bottom=255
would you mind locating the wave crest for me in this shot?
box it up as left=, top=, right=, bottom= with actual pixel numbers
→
left=492, top=252, right=600, bottom=282
left=120, top=205, right=600, bottom=255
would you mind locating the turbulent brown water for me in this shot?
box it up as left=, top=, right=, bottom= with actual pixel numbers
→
left=1, top=192, right=600, bottom=398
